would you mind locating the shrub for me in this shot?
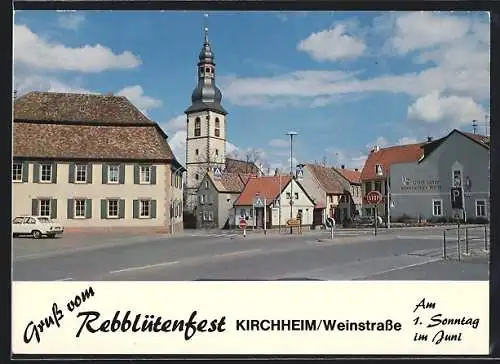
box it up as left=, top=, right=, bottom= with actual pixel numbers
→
left=395, top=214, right=413, bottom=223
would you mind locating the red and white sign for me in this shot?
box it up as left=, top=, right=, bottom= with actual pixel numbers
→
left=239, top=218, right=247, bottom=229
left=365, top=191, right=383, bottom=204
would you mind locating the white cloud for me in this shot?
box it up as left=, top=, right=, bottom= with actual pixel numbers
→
left=14, top=24, right=141, bottom=73
left=389, top=12, right=471, bottom=54
left=226, top=142, right=238, bottom=155
left=58, top=13, right=85, bottom=30
left=365, top=136, right=389, bottom=150
left=297, top=23, right=366, bottom=61
left=325, top=148, right=367, bottom=170
left=116, top=85, right=162, bottom=115
left=268, top=138, right=289, bottom=148
left=167, top=130, right=187, bottom=165
left=162, top=114, right=186, bottom=133
left=397, top=136, right=418, bottom=145
left=407, top=90, right=486, bottom=127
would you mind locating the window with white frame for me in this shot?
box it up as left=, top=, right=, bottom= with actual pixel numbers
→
left=203, top=211, right=209, bottom=221
left=453, top=169, right=462, bottom=187
left=432, top=199, right=443, bottom=216
left=12, top=163, right=22, bottom=182
left=74, top=199, right=86, bottom=218
left=205, top=181, right=209, bottom=189
left=39, top=199, right=51, bottom=217
left=208, top=211, right=213, bottom=221
left=40, top=164, right=52, bottom=182
left=294, top=192, right=299, bottom=200
left=75, top=164, right=87, bottom=183
left=140, top=166, right=151, bottom=184
left=108, top=165, right=119, bottom=183
left=140, top=200, right=151, bottom=218
left=286, top=192, right=291, bottom=199
left=475, top=200, right=487, bottom=217
left=200, top=195, right=205, bottom=204
left=107, top=199, right=119, bottom=218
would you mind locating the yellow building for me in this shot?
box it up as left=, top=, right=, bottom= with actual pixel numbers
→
left=12, top=91, right=185, bottom=234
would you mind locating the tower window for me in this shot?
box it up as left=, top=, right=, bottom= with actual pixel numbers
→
left=215, top=118, right=220, bottom=137
left=194, top=118, right=201, bottom=137
left=195, top=174, right=199, bottom=180
left=215, top=149, right=219, bottom=156
left=205, top=67, right=210, bottom=73
left=195, top=149, right=199, bottom=156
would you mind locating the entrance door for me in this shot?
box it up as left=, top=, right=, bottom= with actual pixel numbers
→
left=255, top=208, right=264, bottom=228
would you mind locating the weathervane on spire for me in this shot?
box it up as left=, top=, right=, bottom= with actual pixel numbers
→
left=204, top=13, right=209, bottom=43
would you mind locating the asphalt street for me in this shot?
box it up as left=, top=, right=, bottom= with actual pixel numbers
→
left=12, top=227, right=489, bottom=281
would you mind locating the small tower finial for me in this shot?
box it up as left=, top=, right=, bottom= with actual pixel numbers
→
left=204, top=13, right=209, bottom=43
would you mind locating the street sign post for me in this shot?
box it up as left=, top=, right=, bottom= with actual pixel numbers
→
left=239, top=218, right=247, bottom=238
left=366, top=191, right=383, bottom=236
left=451, top=187, right=464, bottom=210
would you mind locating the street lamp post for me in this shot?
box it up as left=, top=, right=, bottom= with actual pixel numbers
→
left=286, top=131, right=298, bottom=234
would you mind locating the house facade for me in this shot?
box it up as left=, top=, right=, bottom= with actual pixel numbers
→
left=233, top=176, right=315, bottom=228
left=389, top=130, right=490, bottom=222
left=196, top=171, right=254, bottom=229
left=299, top=164, right=345, bottom=226
left=333, top=166, right=362, bottom=221
left=361, top=142, right=424, bottom=222
left=13, top=91, right=185, bottom=233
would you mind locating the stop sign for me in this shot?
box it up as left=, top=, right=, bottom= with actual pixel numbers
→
left=366, top=191, right=383, bottom=204
left=239, top=218, right=247, bottom=229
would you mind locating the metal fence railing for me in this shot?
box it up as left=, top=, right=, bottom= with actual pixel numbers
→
left=443, top=224, right=490, bottom=261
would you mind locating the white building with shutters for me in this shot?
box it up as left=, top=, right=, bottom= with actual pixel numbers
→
left=13, top=91, right=185, bottom=233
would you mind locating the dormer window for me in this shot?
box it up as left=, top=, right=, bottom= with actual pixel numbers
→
left=194, top=117, right=201, bottom=137
left=215, top=118, right=220, bottom=137
left=375, top=164, right=383, bottom=176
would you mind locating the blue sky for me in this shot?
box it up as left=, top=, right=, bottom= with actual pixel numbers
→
left=13, top=10, right=490, bottom=172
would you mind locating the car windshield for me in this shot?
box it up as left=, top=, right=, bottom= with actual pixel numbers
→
left=37, top=217, right=53, bottom=223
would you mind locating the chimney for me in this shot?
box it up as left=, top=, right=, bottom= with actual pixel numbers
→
left=274, top=168, right=279, bottom=176
left=374, top=145, right=380, bottom=152
left=341, top=165, right=345, bottom=169
left=427, top=136, right=433, bottom=142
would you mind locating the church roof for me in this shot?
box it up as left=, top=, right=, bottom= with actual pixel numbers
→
left=208, top=172, right=256, bottom=193
left=225, top=158, right=261, bottom=174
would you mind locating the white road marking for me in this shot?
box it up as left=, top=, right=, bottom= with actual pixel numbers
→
left=365, top=257, right=443, bottom=277
left=109, top=260, right=180, bottom=274
left=58, top=277, right=73, bottom=281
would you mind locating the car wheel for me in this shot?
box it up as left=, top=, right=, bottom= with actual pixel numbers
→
left=32, top=230, right=42, bottom=239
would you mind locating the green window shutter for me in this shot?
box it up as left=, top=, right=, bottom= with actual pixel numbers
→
left=68, top=163, right=75, bottom=183
left=151, top=166, right=157, bottom=185
left=33, top=163, right=39, bottom=183
left=87, top=163, right=93, bottom=183
left=100, top=200, right=107, bottom=219
left=22, top=161, right=29, bottom=182
left=67, top=199, right=74, bottom=219
left=85, top=199, right=92, bottom=218
left=151, top=200, right=157, bottom=219
left=102, top=165, right=108, bottom=184
left=134, top=165, right=140, bottom=184
left=119, top=164, right=126, bottom=184
left=133, top=200, right=139, bottom=218
left=32, top=199, right=39, bottom=215
left=52, top=163, right=58, bottom=183
left=50, top=199, right=57, bottom=219
left=119, top=199, right=125, bottom=218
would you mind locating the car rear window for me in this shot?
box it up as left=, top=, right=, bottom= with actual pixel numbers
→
left=38, top=217, right=51, bottom=223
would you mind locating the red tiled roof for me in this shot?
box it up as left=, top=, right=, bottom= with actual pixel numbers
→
left=335, top=168, right=361, bottom=184
left=234, top=175, right=292, bottom=206
left=361, top=143, right=424, bottom=180
left=306, top=164, right=345, bottom=194
left=461, top=131, right=490, bottom=146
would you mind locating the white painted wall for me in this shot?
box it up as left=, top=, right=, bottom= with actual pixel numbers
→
left=218, top=192, right=239, bottom=228
left=12, top=162, right=171, bottom=228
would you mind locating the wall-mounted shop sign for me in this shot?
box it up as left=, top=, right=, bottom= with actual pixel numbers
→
left=400, top=177, right=442, bottom=192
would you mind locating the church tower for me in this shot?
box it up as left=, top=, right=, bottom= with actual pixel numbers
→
left=184, top=19, right=228, bottom=212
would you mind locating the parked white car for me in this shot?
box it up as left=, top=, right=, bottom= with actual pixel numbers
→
left=12, top=215, right=64, bottom=239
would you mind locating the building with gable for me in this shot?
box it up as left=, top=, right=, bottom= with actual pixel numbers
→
left=233, top=175, right=315, bottom=228
left=196, top=171, right=256, bottom=229
left=333, top=165, right=362, bottom=221
left=388, top=130, right=490, bottom=222
left=12, top=91, right=185, bottom=233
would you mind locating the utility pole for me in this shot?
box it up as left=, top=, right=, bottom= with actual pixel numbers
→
left=286, top=131, right=298, bottom=234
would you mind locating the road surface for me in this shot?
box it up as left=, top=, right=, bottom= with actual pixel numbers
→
left=12, top=227, right=489, bottom=281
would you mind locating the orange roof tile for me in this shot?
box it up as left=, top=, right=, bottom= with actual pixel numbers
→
left=234, top=175, right=292, bottom=206
left=361, top=143, right=424, bottom=180
left=335, top=168, right=361, bottom=184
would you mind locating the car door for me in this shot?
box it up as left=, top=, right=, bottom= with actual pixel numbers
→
left=12, top=217, right=24, bottom=234
left=22, top=217, right=36, bottom=234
